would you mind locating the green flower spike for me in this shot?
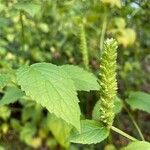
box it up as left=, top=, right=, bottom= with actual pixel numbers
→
left=99, top=38, right=118, bottom=128
left=80, top=23, right=89, bottom=70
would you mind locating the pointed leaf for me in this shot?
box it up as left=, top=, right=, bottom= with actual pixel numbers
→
left=121, top=141, right=150, bottom=150
left=0, top=87, right=25, bottom=106
left=70, top=120, right=109, bottom=144
left=126, top=91, right=150, bottom=113
left=60, top=65, right=99, bottom=91
left=46, top=114, right=72, bottom=148
left=16, top=63, right=81, bottom=130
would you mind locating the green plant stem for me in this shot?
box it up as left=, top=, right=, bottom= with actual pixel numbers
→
left=108, top=133, right=113, bottom=144
left=20, top=11, right=25, bottom=51
left=100, top=11, right=107, bottom=55
left=111, top=126, right=138, bottom=141
left=124, top=104, right=145, bottom=141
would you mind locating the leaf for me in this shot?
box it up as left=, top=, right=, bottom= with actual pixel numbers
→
left=20, top=123, right=41, bottom=148
left=70, top=120, right=109, bottom=144
left=121, top=141, right=150, bottom=150
left=22, top=104, right=43, bottom=123
left=114, top=96, right=123, bottom=114
left=60, top=65, right=99, bottom=91
left=92, top=96, right=123, bottom=121
left=0, top=74, right=10, bottom=89
left=0, top=87, right=25, bottom=106
left=46, top=114, right=72, bottom=148
left=16, top=63, right=81, bottom=131
left=14, top=2, right=41, bottom=17
left=20, top=123, right=36, bottom=145
left=126, top=91, right=150, bottom=113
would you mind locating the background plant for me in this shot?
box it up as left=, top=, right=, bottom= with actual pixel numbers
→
left=0, top=0, right=150, bottom=150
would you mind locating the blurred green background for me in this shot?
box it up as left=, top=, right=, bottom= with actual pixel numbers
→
left=0, top=0, right=149, bottom=149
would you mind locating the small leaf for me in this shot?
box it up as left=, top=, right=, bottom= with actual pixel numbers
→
left=126, top=91, right=150, bottom=113
left=114, top=97, right=123, bottom=114
left=0, top=87, right=25, bottom=106
left=14, top=2, right=41, bottom=17
left=20, top=123, right=36, bottom=145
left=92, top=97, right=123, bottom=121
left=22, top=104, right=43, bottom=123
left=46, top=114, right=72, bottom=148
left=121, top=141, right=150, bottom=150
left=92, top=100, right=101, bottom=121
left=70, top=120, right=109, bottom=144
left=60, top=65, right=99, bottom=91
left=16, top=63, right=81, bottom=131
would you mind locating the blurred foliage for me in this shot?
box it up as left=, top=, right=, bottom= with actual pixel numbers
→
left=0, top=0, right=149, bottom=149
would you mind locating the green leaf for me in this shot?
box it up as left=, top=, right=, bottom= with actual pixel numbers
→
left=0, top=87, right=25, bottom=106
left=22, top=104, right=43, bottom=123
left=46, top=114, right=72, bottom=148
left=70, top=120, right=109, bottom=144
left=14, top=2, right=41, bottom=17
left=121, top=141, right=150, bottom=150
left=20, top=123, right=36, bottom=145
left=114, top=96, right=123, bottom=114
left=0, top=74, right=10, bottom=89
left=92, top=97, right=123, bottom=121
left=126, top=91, right=150, bottom=113
left=16, top=63, right=81, bottom=131
left=60, top=65, right=99, bottom=91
